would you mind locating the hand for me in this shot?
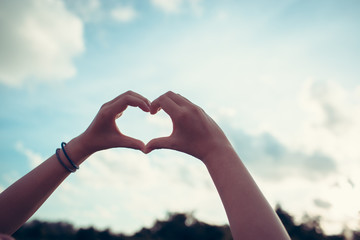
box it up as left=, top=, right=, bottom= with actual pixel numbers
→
left=78, top=91, right=151, bottom=155
left=145, top=91, right=232, bottom=161
left=0, top=234, right=15, bottom=240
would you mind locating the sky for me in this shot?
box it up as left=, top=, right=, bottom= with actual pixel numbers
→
left=1, top=0, right=360, bottom=236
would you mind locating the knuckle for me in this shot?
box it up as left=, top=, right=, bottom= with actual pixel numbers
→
left=100, top=102, right=110, bottom=110
left=97, top=109, right=108, bottom=120
left=99, top=103, right=112, bottom=117
left=190, top=105, right=201, bottom=115
left=121, top=94, right=131, bottom=102
left=157, top=94, right=166, bottom=102
left=177, top=109, right=189, bottom=121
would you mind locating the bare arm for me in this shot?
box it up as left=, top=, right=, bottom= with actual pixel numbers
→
left=145, top=91, right=290, bottom=240
left=0, top=91, right=151, bottom=235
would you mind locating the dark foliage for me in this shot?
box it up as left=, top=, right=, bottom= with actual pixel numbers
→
left=13, top=213, right=231, bottom=240
left=276, top=206, right=346, bottom=240
left=13, top=220, right=76, bottom=240
left=12, top=208, right=359, bottom=240
left=129, top=213, right=232, bottom=240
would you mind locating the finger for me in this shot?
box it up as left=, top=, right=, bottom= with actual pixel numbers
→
left=109, top=91, right=150, bottom=105
left=111, top=95, right=151, bottom=116
left=115, top=111, right=123, bottom=119
left=164, top=91, right=187, bottom=106
left=150, top=94, right=180, bottom=117
left=126, top=97, right=151, bottom=112
left=125, top=91, right=151, bottom=107
left=144, top=137, right=175, bottom=153
left=177, top=93, right=194, bottom=106
left=120, top=135, right=146, bottom=151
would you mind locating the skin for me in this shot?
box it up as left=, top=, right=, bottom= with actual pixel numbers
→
left=0, top=234, right=14, bottom=240
left=145, top=92, right=290, bottom=240
left=0, top=91, right=151, bottom=235
left=0, top=91, right=290, bottom=240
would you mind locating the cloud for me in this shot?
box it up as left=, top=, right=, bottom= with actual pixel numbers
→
left=0, top=0, right=84, bottom=86
left=313, top=198, right=332, bottom=209
left=188, top=0, right=203, bottom=16
left=347, top=178, right=355, bottom=188
left=248, top=79, right=360, bottom=234
left=150, top=0, right=203, bottom=15
left=111, top=5, right=138, bottom=22
left=25, top=148, right=226, bottom=234
left=0, top=171, right=21, bottom=189
left=151, top=0, right=182, bottom=13
left=297, top=80, right=360, bottom=176
left=15, top=142, right=44, bottom=168
left=310, top=176, right=360, bottom=234
left=300, top=79, right=351, bottom=133
left=223, top=126, right=337, bottom=181
left=65, top=0, right=138, bottom=23
left=64, top=0, right=101, bottom=22
left=116, top=107, right=173, bottom=144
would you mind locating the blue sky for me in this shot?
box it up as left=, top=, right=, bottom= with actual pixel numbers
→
left=1, top=0, right=360, bottom=235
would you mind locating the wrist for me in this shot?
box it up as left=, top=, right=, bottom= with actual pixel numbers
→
left=201, top=141, right=236, bottom=166
left=64, top=134, right=93, bottom=166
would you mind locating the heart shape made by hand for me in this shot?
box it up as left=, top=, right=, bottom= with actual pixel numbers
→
left=116, top=106, right=173, bottom=144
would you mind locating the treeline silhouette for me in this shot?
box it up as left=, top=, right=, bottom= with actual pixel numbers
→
left=12, top=207, right=360, bottom=240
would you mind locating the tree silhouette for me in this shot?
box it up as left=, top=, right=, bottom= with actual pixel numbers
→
left=12, top=207, right=358, bottom=240
left=276, top=206, right=345, bottom=240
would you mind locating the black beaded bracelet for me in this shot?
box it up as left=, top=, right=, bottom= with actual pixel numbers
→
left=61, top=142, right=79, bottom=170
left=55, top=148, right=75, bottom=173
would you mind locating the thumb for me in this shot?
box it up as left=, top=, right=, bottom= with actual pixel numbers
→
left=120, top=135, right=146, bottom=151
left=145, top=137, right=174, bottom=154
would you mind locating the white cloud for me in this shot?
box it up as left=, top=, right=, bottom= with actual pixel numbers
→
left=0, top=0, right=84, bottom=86
left=224, top=127, right=337, bottom=181
left=1, top=171, right=21, bottom=189
left=111, top=5, right=137, bottom=22
left=267, top=79, right=360, bottom=235
left=151, top=0, right=182, bottom=13
left=213, top=79, right=360, bottom=235
left=188, top=0, right=203, bottom=16
left=26, top=148, right=226, bottom=234
left=116, top=107, right=172, bottom=144
left=313, top=198, right=332, bottom=209
left=300, top=79, right=352, bottom=134
left=64, top=0, right=101, bottom=22
left=297, top=79, right=360, bottom=168
left=15, top=142, right=44, bottom=168
left=150, top=0, right=203, bottom=15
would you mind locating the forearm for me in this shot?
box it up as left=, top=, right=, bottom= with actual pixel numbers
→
left=203, top=145, right=290, bottom=240
left=0, top=136, right=90, bottom=235
left=0, top=91, right=150, bottom=235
